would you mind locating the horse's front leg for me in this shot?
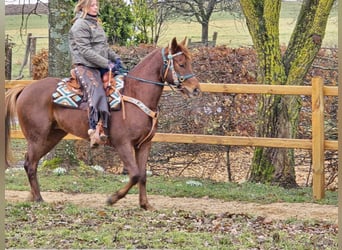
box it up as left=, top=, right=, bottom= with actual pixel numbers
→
left=135, top=141, right=154, bottom=210
left=106, top=175, right=138, bottom=205
left=106, top=144, right=140, bottom=206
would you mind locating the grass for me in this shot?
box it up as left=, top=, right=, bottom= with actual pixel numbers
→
left=5, top=165, right=338, bottom=206
left=5, top=200, right=338, bottom=249
left=5, top=147, right=338, bottom=248
left=6, top=15, right=48, bottom=79
left=5, top=2, right=338, bottom=79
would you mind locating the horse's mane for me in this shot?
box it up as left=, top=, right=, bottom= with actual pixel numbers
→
left=131, top=48, right=160, bottom=71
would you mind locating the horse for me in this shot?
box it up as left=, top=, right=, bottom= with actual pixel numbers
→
left=5, top=37, right=201, bottom=210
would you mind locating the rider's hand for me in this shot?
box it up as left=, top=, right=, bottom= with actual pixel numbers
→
left=115, top=58, right=122, bottom=69
left=108, top=61, right=115, bottom=71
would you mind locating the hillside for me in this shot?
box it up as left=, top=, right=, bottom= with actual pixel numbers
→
left=5, top=3, right=48, bottom=15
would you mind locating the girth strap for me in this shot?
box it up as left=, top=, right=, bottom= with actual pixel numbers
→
left=122, top=95, right=158, bottom=148
left=122, top=96, right=157, bottom=118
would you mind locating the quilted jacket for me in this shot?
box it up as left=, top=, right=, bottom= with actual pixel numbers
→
left=69, top=11, right=119, bottom=69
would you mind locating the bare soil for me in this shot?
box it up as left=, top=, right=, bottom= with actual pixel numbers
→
left=5, top=190, right=338, bottom=224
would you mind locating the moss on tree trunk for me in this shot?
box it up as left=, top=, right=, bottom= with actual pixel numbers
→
left=48, top=1, right=73, bottom=77
left=48, top=1, right=75, bottom=162
left=240, top=0, right=334, bottom=188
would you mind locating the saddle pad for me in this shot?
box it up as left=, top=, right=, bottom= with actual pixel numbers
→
left=108, top=75, right=124, bottom=110
left=52, top=75, right=125, bottom=110
left=52, top=78, right=83, bottom=108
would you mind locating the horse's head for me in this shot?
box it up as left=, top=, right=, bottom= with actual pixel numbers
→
left=162, top=37, right=201, bottom=98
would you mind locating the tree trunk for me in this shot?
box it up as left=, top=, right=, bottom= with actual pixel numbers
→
left=240, top=0, right=334, bottom=188
left=48, top=1, right=73, bottom=77
left=201, top=22, right=209, bottom=44
left=47, top=1, right=75, bottom=163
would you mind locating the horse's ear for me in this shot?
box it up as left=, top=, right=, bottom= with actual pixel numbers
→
left=181, top=37, right=188, bottom=47
left=170, top=37, right=178, bottom=53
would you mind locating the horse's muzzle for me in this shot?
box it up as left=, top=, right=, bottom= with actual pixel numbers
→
left=181, top=85, right=201, bottom=98
left=191, top=87, right=201, bottom=97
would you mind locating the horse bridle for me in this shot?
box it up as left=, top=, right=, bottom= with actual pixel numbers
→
left=161, top=47, right=196, bottom=88
left=125, top=47, right=196, bottom=89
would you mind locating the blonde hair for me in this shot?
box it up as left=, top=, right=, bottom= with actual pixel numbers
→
left=71, top=0, right=101, bottom=23
left=73, top=0, right=99, bottom=18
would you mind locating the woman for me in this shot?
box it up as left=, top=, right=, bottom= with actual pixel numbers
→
left=69, top=0, right=121, bottom=148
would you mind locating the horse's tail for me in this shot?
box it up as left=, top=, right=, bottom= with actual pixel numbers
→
left=5, top=85, right=26, bottom=168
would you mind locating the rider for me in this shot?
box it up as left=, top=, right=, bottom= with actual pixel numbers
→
left=68, top=0, right=122, bottom=148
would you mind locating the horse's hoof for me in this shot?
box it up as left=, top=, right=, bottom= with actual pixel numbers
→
left=106, top=195, right=118, bottom=206
left=30, top=198, right=44, bottom=203
left=141, top=203, right=155, bottom=211
left=33, top=196, right=44, bottom=202
left=29, top=193, right=44, bottom=202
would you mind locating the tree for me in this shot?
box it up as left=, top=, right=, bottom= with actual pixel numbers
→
left=48, top=0, right=74, bottom=77
left=130, top=0, right=155, bottom=44
left=239, top=0, right=335, bottom=187
left=130, top=0, right=171, bottom=45
left=164, top=0, right=240, bottom=43
left=47, top=0, right=76, bottom=164
left=100, top=0, right=134, bottom=46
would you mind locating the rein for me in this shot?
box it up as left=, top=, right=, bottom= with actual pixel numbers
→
left=161, top=47, right=195, bottom=88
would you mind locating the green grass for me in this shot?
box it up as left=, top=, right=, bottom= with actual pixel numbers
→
left=5, top=166, right=338, bottom=206
left=5, top=144, right=338, bottom=249
left=5, top=201, right=338, bottom=249
left=6, top=14, right=48, bottom=79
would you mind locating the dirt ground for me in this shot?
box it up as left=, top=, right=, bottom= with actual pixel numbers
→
left=7, top=143, right=338, bottom=225
left=5, top=190, right=338, bottom=224
left=5, top=146, right=338, bottom=225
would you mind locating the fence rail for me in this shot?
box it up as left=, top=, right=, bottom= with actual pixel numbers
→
left=5, top=77, right=338, bottom=199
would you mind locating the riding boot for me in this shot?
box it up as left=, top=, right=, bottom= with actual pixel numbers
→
left=88, top=121, right=107, bottom=148
left=88, top=129, right=101, bottom=148
left=96, top=120, right=108, bottom=142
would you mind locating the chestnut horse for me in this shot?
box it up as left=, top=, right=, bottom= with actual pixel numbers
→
left=5, top=37, right=200, bottom=210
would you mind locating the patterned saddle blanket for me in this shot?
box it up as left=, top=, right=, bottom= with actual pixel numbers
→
left=52, top=74, right=125, bottom=110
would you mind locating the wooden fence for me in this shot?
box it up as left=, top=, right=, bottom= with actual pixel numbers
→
left=188, top=32, right=218, bottom=48
left=5, top=33, right=48, bottom=80
left=5, top=77, right=338, bottom=199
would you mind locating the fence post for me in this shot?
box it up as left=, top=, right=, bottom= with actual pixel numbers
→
left=29, top=36, right=37, bottom=77
left=5, top=35, right=13, bottom=80
left=311, top=77, right=325, bottom=199
left=212, top=32, right=218, bottom=46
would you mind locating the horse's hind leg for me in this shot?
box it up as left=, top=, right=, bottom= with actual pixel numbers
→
left=24, top=132, right=66, bottom=202
left=24, top=150, right=43, bottom=202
